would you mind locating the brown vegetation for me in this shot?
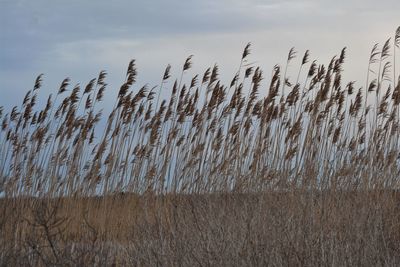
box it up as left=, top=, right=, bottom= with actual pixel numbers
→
left=0, top=27, right=399, bottom=266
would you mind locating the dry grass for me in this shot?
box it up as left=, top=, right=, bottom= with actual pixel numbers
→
left=0, top=26, right=400, bottom=266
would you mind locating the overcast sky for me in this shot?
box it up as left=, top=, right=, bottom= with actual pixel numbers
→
left=1, top=0, right=399, bottom=111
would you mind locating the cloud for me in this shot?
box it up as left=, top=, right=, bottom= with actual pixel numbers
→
left=1, top=0, right=399, bottom=111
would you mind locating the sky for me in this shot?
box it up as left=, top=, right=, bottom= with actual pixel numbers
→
left=1, top=0, right=399, bottom=112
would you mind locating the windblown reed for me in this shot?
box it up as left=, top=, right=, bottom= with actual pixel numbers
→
left=0, top=27, right=400, bottom=266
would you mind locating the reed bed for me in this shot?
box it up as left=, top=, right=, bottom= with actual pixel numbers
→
left=0, top=27, right=399, bottom=266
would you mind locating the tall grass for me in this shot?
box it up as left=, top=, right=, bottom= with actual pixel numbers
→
left=0, top=27, right=400, bottom=266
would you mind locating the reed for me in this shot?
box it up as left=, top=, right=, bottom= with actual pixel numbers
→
left=0, top=27, right=400, bottom=266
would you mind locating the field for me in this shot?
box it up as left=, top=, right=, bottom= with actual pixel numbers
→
left=0, top=27, right=399, bottom=266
